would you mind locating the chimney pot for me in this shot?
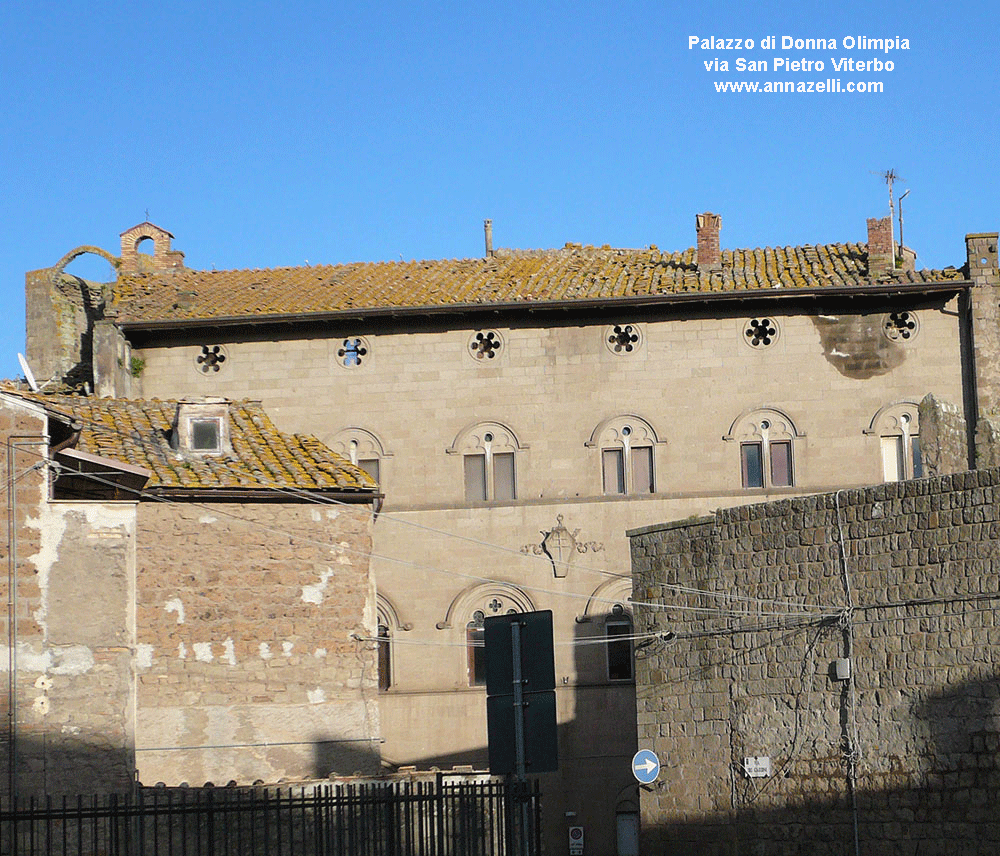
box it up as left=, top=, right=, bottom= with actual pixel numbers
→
left=484, top=219, right=494, bottom=258
left=696, top=212, right=722, bottom=271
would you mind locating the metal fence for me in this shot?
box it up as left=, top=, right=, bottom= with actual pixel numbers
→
left=0, top=777, right=542, bottom=856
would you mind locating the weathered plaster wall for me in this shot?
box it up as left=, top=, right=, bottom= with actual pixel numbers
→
left=630, top=469, right=1000, bottom=855
left=132, top=501, right=381, bottom=786
left=2, top=396, right=138, bottom=797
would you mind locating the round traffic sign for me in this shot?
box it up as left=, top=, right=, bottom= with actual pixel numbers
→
left=631, top=749, right=660, bottom=784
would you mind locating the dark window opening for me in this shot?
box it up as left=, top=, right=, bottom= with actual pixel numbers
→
left=377, top=623, right=391, bottom=691
left=607, top=606, right=634, bottom=681
left=741, top=442, right=764, bottom=488
left=191, top=418, right=221, bottom=451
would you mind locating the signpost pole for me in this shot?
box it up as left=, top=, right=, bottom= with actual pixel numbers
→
left=510, top=620, right=532, bottom=856
left=511, top=620, right=526, bottom=778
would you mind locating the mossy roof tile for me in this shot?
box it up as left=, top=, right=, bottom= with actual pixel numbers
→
left=107, top=241, right=966, bottom=324
left=2, top=391, right=376, bottom=495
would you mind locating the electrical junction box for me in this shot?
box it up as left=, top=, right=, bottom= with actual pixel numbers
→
left=568, top=826, right=584, bottom=855
left=835, top=658, right=851, bottom=680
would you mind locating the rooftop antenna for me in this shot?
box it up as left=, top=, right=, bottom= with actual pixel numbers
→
left=897, top=189, right=911, bottom=256
left=17, top=354, right=39, bottom=392
left=872, top=168, right=906, bottom=258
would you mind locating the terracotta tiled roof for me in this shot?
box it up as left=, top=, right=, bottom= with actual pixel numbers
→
left=109, top=243, right=966, bottom=324
left=2, top=390, right=376, bottom=494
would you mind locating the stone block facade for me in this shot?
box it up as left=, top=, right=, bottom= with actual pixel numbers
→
left=629, top=469, right=1000, bottom=854
left=133, top=500, right=380, bottom=785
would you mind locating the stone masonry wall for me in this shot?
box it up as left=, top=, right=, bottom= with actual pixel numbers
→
left=2, top=397, right=138, bottom=798
left=630, top=469, right=1000, bottom=855
left=918, top=392, right=969, bottom=476
left=133, top=500, right=380, bottom=786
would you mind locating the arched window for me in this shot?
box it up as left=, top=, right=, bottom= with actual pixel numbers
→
left=586, top=415, right=661, bottom=496
left=466, top=610, right=488, bottom=687
left=375, top=595, right=410, bottom=693
left=725, top=408, right=802, bottom=489
left=328, top=428, right=389, bottom=486
left=437, top=583, right=534, bottom=687
left=447, top=422, right=524, bottom=503
left=377, top=622, right=391, bottom=691
left=865, top=402, right=922, bottom=482
left=605, top=604, right=634, bottom=682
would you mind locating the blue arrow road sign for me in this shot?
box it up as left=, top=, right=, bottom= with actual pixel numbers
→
left=632, top=749, right=660, bottom=784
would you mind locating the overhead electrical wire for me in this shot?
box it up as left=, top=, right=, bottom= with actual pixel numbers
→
left=9, top=402, right=998, bottom=643
left=0, top=389, right=842, bottom=615
left=5, top=426, right=835, bottom=620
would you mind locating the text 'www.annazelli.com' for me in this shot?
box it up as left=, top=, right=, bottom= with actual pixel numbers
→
left=714, top=79, right=883, bottom=93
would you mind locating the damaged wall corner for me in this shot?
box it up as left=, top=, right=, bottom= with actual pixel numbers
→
left=918, top=393, right=970, bottom=477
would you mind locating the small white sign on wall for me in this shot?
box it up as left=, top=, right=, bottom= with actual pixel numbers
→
left=743, top=756, right=772, bottom=778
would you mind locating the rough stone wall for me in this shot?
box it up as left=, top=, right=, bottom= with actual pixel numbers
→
left=967, top=234, right=1000, bottom=419
left=1, top=397, right=138, bottom=798
left=24, top=268, right=96, bottom=388
left=132, top=501, right=381, bottom=786
left=630, top=469, right=1000, bottom=855
left=918, top=392, right=969, bottom=475
left=92, top=319, right=135, bottom=399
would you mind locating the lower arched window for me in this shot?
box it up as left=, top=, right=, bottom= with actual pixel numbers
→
left=467, top=611, right=488, bottom=687
left=867, top=403, right=922, bottom=482
left=377, top=622, right=391, bottom=691
left=606, top=604, right=634, bottom=682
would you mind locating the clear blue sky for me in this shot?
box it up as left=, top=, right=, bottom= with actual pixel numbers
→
left=2, top=0, right=998, bottom=381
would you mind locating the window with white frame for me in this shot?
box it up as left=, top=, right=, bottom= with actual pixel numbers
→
left=448, top=422, right=522, bottom=503
left=464, top=442, right=516, bottom=501
left=726, top=408, right=801, bottom=490
left=173, top=400, right=232, bottom=456
left=587, top=416, right=660, bottom=496
left=866, top=403, right=922, bottom=482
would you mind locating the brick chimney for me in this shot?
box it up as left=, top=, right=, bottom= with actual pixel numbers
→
left=696, top=212, right=722, bottom=271
left=866, top=216, right=894, bottom=275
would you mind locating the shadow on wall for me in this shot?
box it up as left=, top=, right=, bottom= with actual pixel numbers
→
left=313, top=740, right=382, bottom=780
left=641, top=673, right=1000, bottom=856
left=1, top=733, right=384, bottom=801
left=1, top=733, right=134, bottom=801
